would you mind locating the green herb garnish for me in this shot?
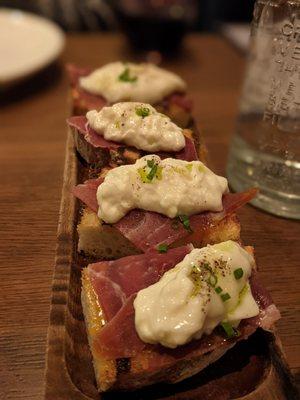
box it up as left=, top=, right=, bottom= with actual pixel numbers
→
left=118, top=67, right=137, bottom=82
left=138, top=160, right=163, bottom=183
left=147, top=163, right=158, bottom=181
left=157, top=243, right=168, bottom=253
left=178, top=215, right=193, bottom=233
left=215, top=286, right=223, bottom=294
left=234, top=268, right=244, bottom=280
left=136, top=106, right=150, bottom=118
left=221, top=292, right=231, bottom=302
left=220, top=322, right=240, bottom=339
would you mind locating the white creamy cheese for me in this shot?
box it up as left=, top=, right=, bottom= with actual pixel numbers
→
left=134, top=241, right=259, bottom=348
left=86, top=102, right=185, bottom=152
left=79, top=62, right=186, bottom=104
left=97, top=155, right=228, bottom=224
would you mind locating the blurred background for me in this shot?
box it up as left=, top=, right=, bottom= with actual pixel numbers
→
left=0, top=0, right=254, bottom=52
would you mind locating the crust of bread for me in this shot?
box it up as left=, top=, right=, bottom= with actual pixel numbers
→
left=81, top=266, right=238, bottom=392
left=81, top=269, right=116, bottom=392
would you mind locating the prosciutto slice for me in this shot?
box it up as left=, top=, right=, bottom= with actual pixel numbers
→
left=67, top=115, right=198, bottom=162
left=166, top=92, right=193, bottom=112
left=90, top=250, right=280, bottom=360
left=72, top=177, right=103, bottom=213
left=115, top=189, right=257, bottom=252
left=88, top=245, right=192, bottom=321
left=247, top=275, right=281, bottom=330
left=67, top=116, right=121, bottom=150
left=66, top=64, right=92, bottom=86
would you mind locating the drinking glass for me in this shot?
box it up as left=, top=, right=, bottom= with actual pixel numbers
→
left=227, top=0, right=300, bottom=219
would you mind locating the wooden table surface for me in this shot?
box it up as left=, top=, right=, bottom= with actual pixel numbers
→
left=0, top=34, right=299, bottom=399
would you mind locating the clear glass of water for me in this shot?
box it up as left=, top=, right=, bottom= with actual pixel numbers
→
left=227, top=0, right=300, bottom=219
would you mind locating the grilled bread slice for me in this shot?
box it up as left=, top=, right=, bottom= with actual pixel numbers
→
left=77, top=207, right=241, bottom=260
left=81, top=246, right=267, bottom=392
left=77, top=208, right=141, bottom=259
left=81, top=268, right=237, bottom=392
left=69, top=117, right=208, bottom=169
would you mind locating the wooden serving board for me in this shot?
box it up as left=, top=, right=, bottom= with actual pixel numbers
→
left=44, top=131, right=299, bottom=400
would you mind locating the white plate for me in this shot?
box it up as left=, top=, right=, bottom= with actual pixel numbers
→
left=0, top=9, right=65, bottom=86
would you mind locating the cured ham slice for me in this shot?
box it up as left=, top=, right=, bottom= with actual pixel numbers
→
left=166, top=93, right=193, bottom=112
left=247, top=275, right=281, bottom=330
left=175, top=134, right=199, bottom=162
left=68, top=116, right=121, bottom=150
left=88, top=245, right=192, bottom=322
left=67, top=115, right=198, bottom=164
left=94, top=295, right=144, bottom=359
left=115, top=189, right=258, bottom=252
left=73, top=177, right=103, bottom=213
left=90, top=250, right=280, bottom=360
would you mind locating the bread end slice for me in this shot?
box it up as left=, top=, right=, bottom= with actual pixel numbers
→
left=77, top=207, right=140, bottom=259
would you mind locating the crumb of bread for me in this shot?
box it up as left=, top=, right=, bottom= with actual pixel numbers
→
left=202, top=215, right=241, bottom=245
left=77, top=207, right=140, bottom=259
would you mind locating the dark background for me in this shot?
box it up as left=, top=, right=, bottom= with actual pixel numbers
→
left=0, top=0, right=255, bottom=31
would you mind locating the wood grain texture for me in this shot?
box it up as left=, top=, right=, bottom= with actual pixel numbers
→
left=0, top=34, right=299, bottom=399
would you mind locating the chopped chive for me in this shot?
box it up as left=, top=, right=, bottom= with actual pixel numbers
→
left=203, top=262, right=213, bottom=273
left=138, top=160, right=162, bottom=183
left=178, top=215, right=193, bottom=233
left=157, top=243, right=168, bottom=253
left=220, top=322, right=240, bottom=339
left=215, top=286, right=222, bottom=294
left=118, top=67, right=137, bottom=82
left=221, top=292, right=231, bottom=302
left=136, top=106, right=150, bottom=118
left=147, top=163, right=158, bottom=181
left=234, top=268, right=244, bottom=280
left=147, top=159, right=155, bottom=168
